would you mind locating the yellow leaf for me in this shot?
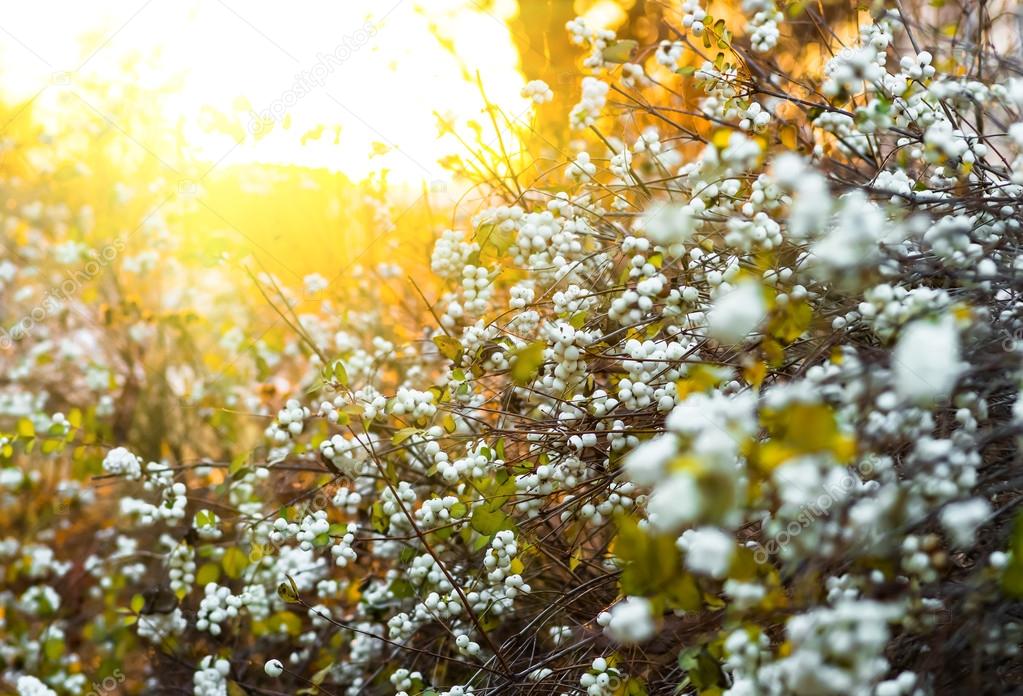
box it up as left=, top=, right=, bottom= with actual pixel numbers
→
left=510, top=341, right=546, bottom=385
left=277, top=580, right=301, bottom=604
left=743, top=361, right=766, bottom=388
left=478, top=227, right=514, bottom=265
left=771, top=299, right=813, bottom=344
left=197, top=563, right=220, bottom=585
left=762, top=337, right=785, bottom=366
left=432, top=335, right=462, bottom=361
left=223, top=547, right=248, bottom=579
left=675, top=364, right=729, bottom=399
left=779, top=124, right=798, bottom=150
left=757, top=403, right=855, bottom=468
left=268, top=610, right=302, bottom=635
left=711, top=128, right=733, bottom=149
left=17, top=418, right=34, bottom=437
left=392, top=427, right=420, bottom=445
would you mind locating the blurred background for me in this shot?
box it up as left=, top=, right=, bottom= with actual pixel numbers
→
left=0, top=1, right=689, bottom=279
left=0, top=0, right=672, bottom=461
left=0, top=0, right=906, bottom=457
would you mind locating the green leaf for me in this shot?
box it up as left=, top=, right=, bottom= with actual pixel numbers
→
left=475, top=222, right=515, bottom=264
left=371, top=501, right=389, bottom=533
left=43, top=637, right=65, bottom=662
left=311, top=662, right=333, bottom=686
left=677, top=646, right=724, bottom=690
left=277, top=579, right=301, bottom=604
left=1002, top=511, right=1023, bottom=598
left=621, top=678, right=648, bottom=696
left=727, top=547, right=759, bottom=582
left=229, top=451, right=249, bottom=476
left=471, top=506, right=512, bottom=536
left=602, top=39, right=638, bottom=64
left=390, top=578, right=415, bottom=599
left=332, top=360, right=349, bottom=386
left=664, top=573, right=702, bottom=612
left=510, top=341, right=546, bottom=385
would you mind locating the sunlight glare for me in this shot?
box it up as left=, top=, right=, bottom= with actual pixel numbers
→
left=0, top=0, right=528, bottom=182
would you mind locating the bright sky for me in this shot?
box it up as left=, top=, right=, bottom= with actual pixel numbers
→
left=0, top=0, right=528, bottom=182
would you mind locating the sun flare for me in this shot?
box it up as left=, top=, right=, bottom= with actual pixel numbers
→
left=0, top=0, right=527, bottom=182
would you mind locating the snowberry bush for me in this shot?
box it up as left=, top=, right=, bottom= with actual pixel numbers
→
left=3, top=1, right=1023, bottom=695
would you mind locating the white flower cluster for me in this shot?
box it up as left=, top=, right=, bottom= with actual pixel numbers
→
left=391, top=386, right=437, bottom=420
left=678, top=527, right=736, bottom=578
left=568, top=151, right=597, bottom=182
left=579, top=657, right=622, bottom=696
left=319, top=432, right=374, bottom=477
left=295, top=510, right=331, bottom=550
left=521, top=79, right=553, bottom=104
left=565, top=17, right=617, bottom=70
left=605, top=596, right=654, bottom=643
left=195, top=583, right=244, bottom=636
left=137, top=608, right=187, bottom=643
left=743, top=0, right=782, bottom=52
left=330, top=522, right=358, bottom=567
left=16, top=676, right=56, bottom=696
left=102, top=447, right=143, bottom=480
left=682, top=0, right=707, bottom=36
left=570, top=77, right=609, bottom=130
left=755, top=599, right=905, bottom=695
left=265, top=398, right=309, bottom=444
left=193, top=656, right=230, bottom=696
